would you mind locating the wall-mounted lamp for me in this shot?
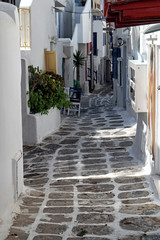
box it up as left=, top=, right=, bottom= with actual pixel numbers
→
left=117, top=37, right=126, bottom=46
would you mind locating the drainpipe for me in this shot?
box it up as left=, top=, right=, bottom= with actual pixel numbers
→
left=90, top=0, right=94, bottom=91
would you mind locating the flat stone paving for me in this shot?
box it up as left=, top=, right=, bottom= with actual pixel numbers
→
left=5, top=87, right=160, bottom=240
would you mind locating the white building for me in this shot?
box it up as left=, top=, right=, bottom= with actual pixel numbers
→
left=18, top=0, right=66, bottom=144
left=0, top=0, right=66, bottom=235
left=58, top=0, right=106, bottom=93
left=0, top=3, right=23, bottom=237
left=58, top=0, right=92, bottom=93
left=93, top=16, right=107, bottom=88
left=0, top=1, right=106, bottom=235
left=105, top=0, right=160, bottom=195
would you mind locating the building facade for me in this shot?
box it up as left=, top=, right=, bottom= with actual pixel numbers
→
left=103, top=0, right=160, bottom=195
left=0, top=3, right=23, bottom=237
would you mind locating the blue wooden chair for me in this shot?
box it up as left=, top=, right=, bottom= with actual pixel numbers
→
left=68, top=87, right=82, bottom=117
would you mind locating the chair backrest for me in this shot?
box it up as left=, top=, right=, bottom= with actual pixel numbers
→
left=69, top=87, right=82, bottom=102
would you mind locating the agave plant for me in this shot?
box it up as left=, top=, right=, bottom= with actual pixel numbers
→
left=73, top=50, right=85, bottom=84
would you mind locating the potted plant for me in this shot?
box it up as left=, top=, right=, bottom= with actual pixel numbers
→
left=23, top=65, right=71, bottom=144
left=27, top=65, right=70, bottom=114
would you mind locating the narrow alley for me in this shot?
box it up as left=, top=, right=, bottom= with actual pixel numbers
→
left=5, top=86, right=160, bottom=240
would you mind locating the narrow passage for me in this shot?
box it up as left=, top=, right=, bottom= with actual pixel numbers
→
left=5, top=87, right=160, bottom=240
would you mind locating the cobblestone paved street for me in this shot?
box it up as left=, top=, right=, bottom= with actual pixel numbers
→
left=5, top=86, right=160, bottom=240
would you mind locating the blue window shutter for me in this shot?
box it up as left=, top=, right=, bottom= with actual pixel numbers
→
left=93, top=32, right=97, bottom=56
left=112, top=47, right=121, bottom=79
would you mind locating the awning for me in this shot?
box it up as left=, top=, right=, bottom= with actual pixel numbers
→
left=103, top=0, right=160, bottom=28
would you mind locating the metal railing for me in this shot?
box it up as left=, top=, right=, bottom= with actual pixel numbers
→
left=19, top=8, right=31, bottom=49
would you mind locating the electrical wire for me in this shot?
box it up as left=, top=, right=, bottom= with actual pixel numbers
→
left=54, top=6, right=104, bottom=16
left=54, top=6, right=91, bottom=14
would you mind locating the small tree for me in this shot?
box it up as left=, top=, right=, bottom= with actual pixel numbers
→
left=73, top=50, right=85, bottom=84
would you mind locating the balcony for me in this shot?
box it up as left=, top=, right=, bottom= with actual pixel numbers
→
left=92, top=0, right=102, bottom=16
left=93, top=0, right=101, bottom=10
left=19, top=8, right=31, bottom=49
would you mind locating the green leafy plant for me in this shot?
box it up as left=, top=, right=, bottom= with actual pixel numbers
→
left=73, top=50, right=85, bottom=83
left=27, top=65, right=71, bottom=114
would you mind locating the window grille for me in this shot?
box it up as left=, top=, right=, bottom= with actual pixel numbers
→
left=19, top=8, right=31, bottom=49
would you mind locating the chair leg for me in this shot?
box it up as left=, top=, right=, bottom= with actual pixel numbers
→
left=78, top=103, right=80, bottom=117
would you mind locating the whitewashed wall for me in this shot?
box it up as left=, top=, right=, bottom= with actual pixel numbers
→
left=71, top=24, right=79, bottom=51
left=57, top=0, right=91, bottom=88
left=71, top=0, right=91, bottom=47
left=0, top=3, right=23, bottom=238
left=20, top=0, right=58, bottom=71
left=93, top=20, right=107, bottom=85
left=21, top=57, right=61, bottom=145
left=20, top=0, right=63, bottom=145
left=93, top=20, right=103, bottom=57
left=93, top=20, right=103, bottom=72
left=78, top=0, right=91, bottom=43
left=58, top=38, right=74, bottom=87
left=58, top=0, right=75, bottom=39
left=51, top=40, right=63, bottom=76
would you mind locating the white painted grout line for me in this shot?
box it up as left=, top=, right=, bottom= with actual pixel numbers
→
left=26, top=148, right=59, bottom=240
left=62, top=185, right=79, bottom=240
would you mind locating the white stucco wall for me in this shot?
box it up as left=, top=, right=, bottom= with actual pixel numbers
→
left=71, top=24, right=79, bottom=51
left=73, top=0, right=91, bottom=45
left=0, top=3, right=23, bottom=237
left=57, top=38, right=74, bottom=87
left=58, top=0, right=91, bottom=88
left=78, top=0, right=91, bottom=43
left=93, top=20, right=107, bottom=85
left=20, top=0, right=57, bottom=70
left=93, top=20, right=103, bottom=57
left=58, top=0, right=75, bottom=39
left=75, top=6, right=83, bottom=24
left=19, top=0, right=63, bottom=145
left=93, top=20, right=103, bottom=73
left=21, top=58, right=61, bottom=145
left=23, top=108, right=61, bottom=145
left=51, top=40, right=63, bottom=76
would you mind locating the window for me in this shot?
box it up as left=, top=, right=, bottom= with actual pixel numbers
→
left=19, top=8, right=31, bottom=49
left=112, top=47, right=121, bottom=79
left=93, top=32, right=97, bottom=56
